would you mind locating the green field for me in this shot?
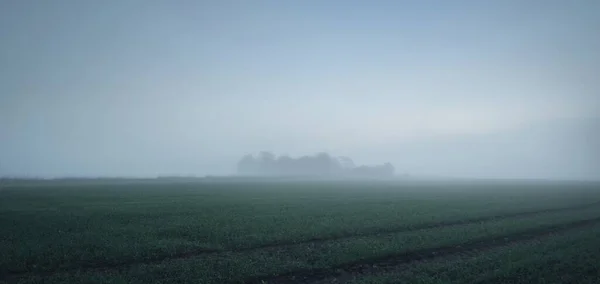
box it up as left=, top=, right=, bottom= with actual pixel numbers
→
left=1, top=179, right=600, bottom=283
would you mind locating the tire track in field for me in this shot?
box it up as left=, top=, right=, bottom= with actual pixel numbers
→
left=244, top=216, right=600, bottom=284
left=3, top=201, right=600, bottom=279
left=240, top=200, right=600, bottom=251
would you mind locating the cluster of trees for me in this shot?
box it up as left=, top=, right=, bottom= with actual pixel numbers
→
left=237, top=152, right=395, bottom=178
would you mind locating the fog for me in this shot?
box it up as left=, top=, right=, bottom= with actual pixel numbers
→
left=237, top=152, right=394, bottom=177
left=1, top=1, right=599, bottom=180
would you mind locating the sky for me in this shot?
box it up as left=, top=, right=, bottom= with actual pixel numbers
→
left=1, top=0, right=599, bottom=179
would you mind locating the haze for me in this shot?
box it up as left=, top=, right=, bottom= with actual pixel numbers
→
left=1, top=0, right=599, bottom=180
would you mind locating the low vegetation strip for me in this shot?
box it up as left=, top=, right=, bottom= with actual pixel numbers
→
left=7, top=207, right=600, bottom=284
left=0, top=247, right=221, bottom=278
left=245, top=216, right=600, bottom=284
left=3, top=201, right=600, bottom=279
left=238, top=200, right=600, bottom=250
left=344, top=224, right=600, bottom=284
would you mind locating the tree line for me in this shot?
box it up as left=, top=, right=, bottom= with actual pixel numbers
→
left=237, top=152, right=394, bottom=177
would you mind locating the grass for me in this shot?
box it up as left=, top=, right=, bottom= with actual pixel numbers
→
left=1, top=179, right=599, bottom=283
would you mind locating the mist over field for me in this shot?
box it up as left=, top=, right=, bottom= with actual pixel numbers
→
left=2, top=2, right=600, bottom=281
left=1, top=0, right=599, bottom=180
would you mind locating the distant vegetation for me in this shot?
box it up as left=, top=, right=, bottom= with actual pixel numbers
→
left=236, top=151, right=395, bottom=177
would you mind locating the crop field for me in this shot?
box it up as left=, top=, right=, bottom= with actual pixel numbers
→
left=1, top=179, right=600, bottom=283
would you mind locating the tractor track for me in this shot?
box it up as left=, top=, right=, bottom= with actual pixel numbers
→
left=245, top=216, right=600, bottom=283
left=2, top=201, right=600, bottom=280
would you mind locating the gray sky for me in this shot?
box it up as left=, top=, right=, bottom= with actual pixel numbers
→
left=1, top=0, right=599, bottom=179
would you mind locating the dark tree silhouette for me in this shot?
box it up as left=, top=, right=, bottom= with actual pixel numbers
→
left=236, top=152, right=395, bottom=178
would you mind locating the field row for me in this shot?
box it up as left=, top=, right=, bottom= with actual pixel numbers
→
left=249, top=215, right=600, bottom=283
left=3, top=199, right=600, bottom=276
left=5, top=204, right=600, bottom=283
left=3, top=181, right=600, bottom=277
left=346, top=223, right=600, bottom=284
left=3, top=181, right=600, bottom=283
